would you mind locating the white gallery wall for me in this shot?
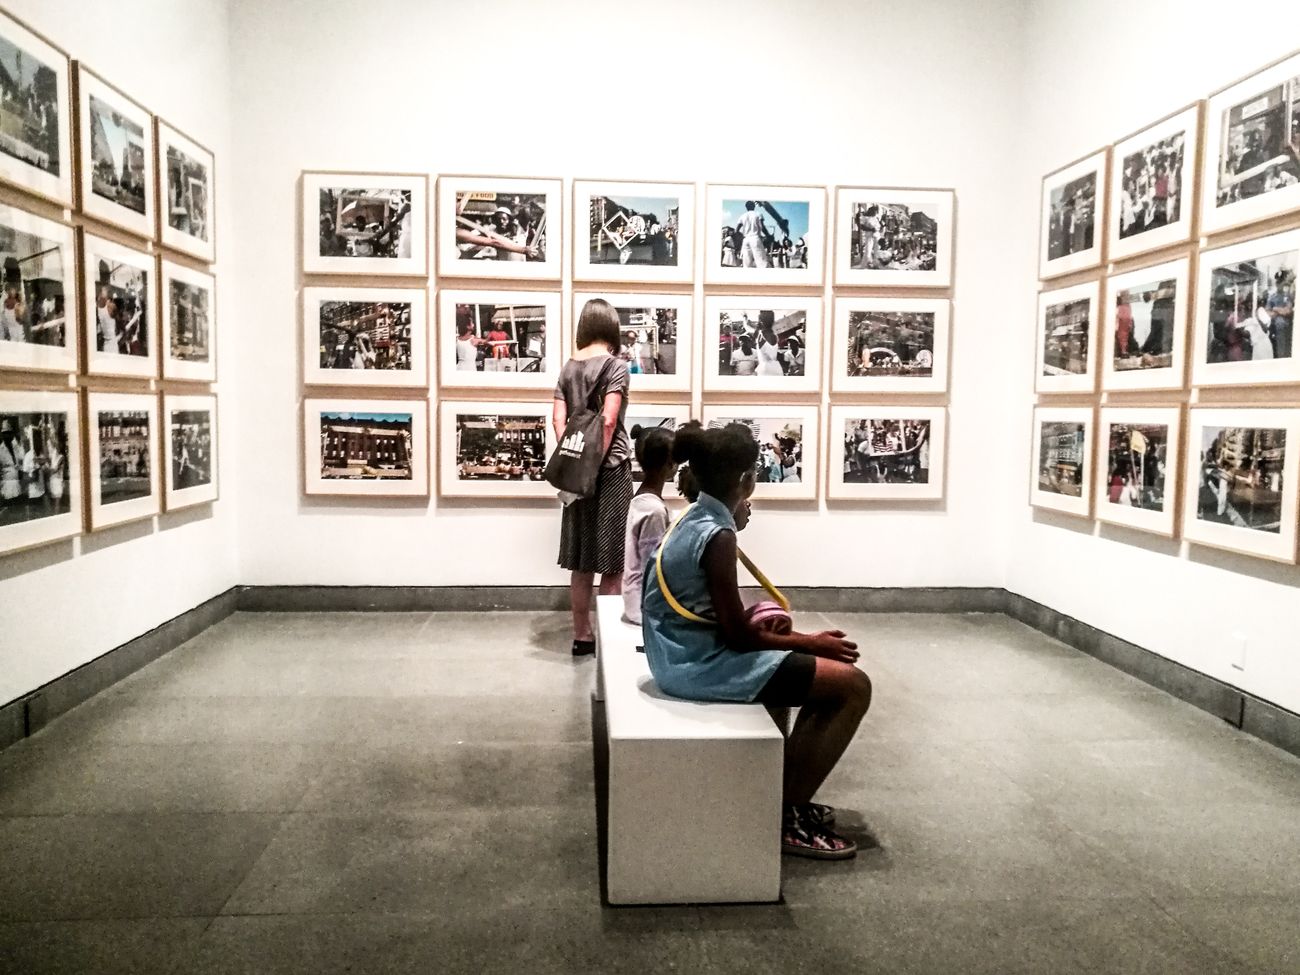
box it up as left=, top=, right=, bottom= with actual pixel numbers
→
left=1009, top=0, right=1300, bottom=714
left=0, top=0, right=237, bottom=707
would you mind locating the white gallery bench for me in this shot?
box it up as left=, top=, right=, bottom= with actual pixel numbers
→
left=595, top=594, right=783, bottom=905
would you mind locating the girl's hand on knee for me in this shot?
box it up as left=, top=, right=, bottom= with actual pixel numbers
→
left=807, top=630, right=859, bottom=663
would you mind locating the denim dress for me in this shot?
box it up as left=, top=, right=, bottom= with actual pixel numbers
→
left=641, top=492, right=788, bottom=702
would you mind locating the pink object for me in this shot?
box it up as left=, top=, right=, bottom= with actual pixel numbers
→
left=746, top=601, right=793, bottom=635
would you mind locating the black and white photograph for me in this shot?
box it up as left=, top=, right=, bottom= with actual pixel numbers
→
left=305, top=398, right=428, bottom=497
left=1039, top=152, right=1105, bottom=278
left=704, top=296, right=821, bottom=394
left=573, top=180, right=694, bottom=283
left=0, top=390, right=80, bottom=553
left=439, top=290, right=560, bottom=390
left=163, top=393, right=218, bottom=511
left=705, top=183, right=825, bottom=286
left=0, top=203, right=76, bottom=373
left=301, top=172, right=427, bottom=276
left=1095, top=408, right=1180, bottom=536
left=833, top=297, right=952, bottom=394
left=161, top=261, right=215, bottom=382
left=76, top=67, right=153, bottom=238
left=700, top=405, right=819, bottom=501
left=439, top=401, right=555, bottom=498
left=83, top=233, right=154, bottom=379
left=303, top=287, right=425, bottom=388
left=438, top=177, right=561, bottom=281
left=1103, top=257, right=1188, bottom=391
left=159, top=120, right=214, bottom=261
left=829, top=406, right=945, bottom=500
left=835, top=188, right=954, bottom=287
left=87, top=391, right=160, bottom=531
left=1036, top=281, right=1098, bottom=394
left=1109, top=107, right=1199, bottom=262
left=0, top=11, right=71, bottom=204
left=1031, top=407, right=1093, bottom=517
left=573, top=293, right=691, bottom=393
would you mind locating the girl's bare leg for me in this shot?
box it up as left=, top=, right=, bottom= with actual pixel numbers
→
left=783, top=659, right=872, bottom=805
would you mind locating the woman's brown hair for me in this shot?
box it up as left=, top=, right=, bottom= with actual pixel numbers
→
left=575, top=298, right=622, bottom=353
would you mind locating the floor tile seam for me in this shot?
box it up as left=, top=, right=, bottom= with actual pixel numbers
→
left=205, top=812, right=302, bottom=924
left=1139, top=890, right=1264, bottom=970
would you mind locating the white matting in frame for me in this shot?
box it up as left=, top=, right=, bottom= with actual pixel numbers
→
left=160, top=259, right=216, bottom=383
left=573, top=291, right=693, bottom=394
left=704, top=183, right=826, bottom=287
left=572, top=179, right=695, bottom=285
left=162, top=392, right=218, bottom=511
left=1202, top=51, right=1300, bottom=237
left=1107, top=104, right=1200, bottom=264
left=75, top=64, right=155, bottom=241
left=1183, top=407, right=1300, bottom=563
left=301, top=171, right=428, bottom=276
left=1094, top=406, right=1181, bottom=538
left=304, top=397, right=430, bottom=497
left=702, top=295, right=822, bottom=394
left=303, top=286, right=428, bottom=388
left=437, top=175, right=562, bottom=281
left=832, top=296, right=950, bottom=394
left=700, top=404, right=820, bottom=502
left=1030, top=405, right=1095, bottom=518
left=82, top=231, right=157, bottom=380
left=86, top=390, right=160, bottom=531
left=833, top=187, right=954, bottom=288
left=439, top=400, right=558, bottom=499
left=1038, top=150, right=1107, bottom=280
left=1101, top=256, right=1190, bottom=392
left=0, top=11, right=73, bottom=206
left=1035, top=280, right=1099, bottom=394
left=0, top=388, right=81, bottom=554
left=1191, top=227, right=1300, bottom=388
left=0, top=203, right=78, bottom=374
left=157, top=119, right=215, bottom=263
left=828, top=405, right=946, bottom=501
left=438, top=289, right=562, bottom=390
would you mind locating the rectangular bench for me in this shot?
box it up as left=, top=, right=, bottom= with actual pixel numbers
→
left=595, top=594, right=783, bottom=905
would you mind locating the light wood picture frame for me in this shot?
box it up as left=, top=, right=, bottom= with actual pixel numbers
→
left=0, top=388, right=81, bottom=554
left=0, top=10, right=73, bottom=206
left=439, top=399, right=557, bottom=499
left=85, top=390, right=160, bottom=530
left=82, top=231, right=157, bottom=380
left=704, top=183, right=826, bottom=287
left=700, top=404, right=820, bottom=502
left=828, top=405, right=946, bottom=501
left=572, top=291, right=693, bottom=395
left=156, top=118, right=215, bottom=263
left=831, top=296, right=950, bottom=394
left=438, top=289, right=562, bottom=390
left=302, top=170, right=428, bottom=276
left=303, top=286, right=427, bottom=388
left=1101, top=256, right=1190, bottom=392
left=160, top=259, right=216, bottom=383
left=833, top=186, right=954, bottom=288
left=162, top=392, right=217, bottom=511
left=1107, top=104, right=1201, bottom=264
left=75, top=64, right=155, bottom=240
left=304, top=397, right=430, bottom=497
left=1038, top=150, right=1107, bottom=279
left=1030, top=405, right=1095, bottom=518
left=1035, top=280, right=1099, bottom=394
left=702, top=295, right=822, bottom=395
left=437, top=175, right=561, bottom=281
left=1094, top=406, right=1181, bottom=538
left=572, top=179, right=695, bottom=285
left=0, top=202, right=78, bottom=374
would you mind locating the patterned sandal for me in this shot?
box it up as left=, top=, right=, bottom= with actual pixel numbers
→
left=781, top=805, right=856, bottom=860
left=800, top=802, right=836, bottom=828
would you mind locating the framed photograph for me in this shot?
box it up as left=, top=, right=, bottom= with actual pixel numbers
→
left=157, top=119, right=214, bottom=262
left=1107, top=105, right=1199, bottom=263
left=302, top=171, right=427, bottom=276
left=1095, top=407, right=1181, bottom=537
left=437, top=175, right=561, bottom=281
left=702, top=295, right=821, bottom=394
left=1202, top=52, right=1300, bottom=236
left=1101, top=257, right=1190, bottom=392
left=75, top=65, right=155, bottom=240
left=828, top=405, right=946, bottom=501
left=700, top=404, right=819, bottom=501
left=0, top=389, right=80, bottom=554
left=572, top=292, right=691, bottom=394
left=160, top=259, right=215, bottom=383
left=0, top=203, right=77, bottom=374
left=86, top=391, right=159, bottom=530
left=1038, top=150, right=1106, bottom=279
left=831, top=297, right=950, bottom=394
left=1192, top=228, right=1299, bottom=387
left=438, top=289, right=561, bottom=390
left=439, top=400, right=557, bottom=499
left=626, top=404, right=693, bottom=499
left=572, top=179, right=694, bottom=284
left=704, top=183, right=826, bottom=286
left=303, top=286, right=427, bottom=388
left=833, top=187, right=954, bottom=288
left=304, top=398, right=429, bottom=497
left=162, top=393, right=217, bottom=511
left=1183, top=407, right=1300, bottom=563
left=82, top=231, right=156, bottom=380
left=0, top=11, right=72, bottom=205
left=1035, top=280, right=1099, bottom=394
left=1030, top=406, right=1094, bottom=518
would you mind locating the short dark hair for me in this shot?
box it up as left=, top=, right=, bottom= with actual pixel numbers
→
left=673, top=421, right=758, bottom=500
left=632, top=424, right=674, bottom=473
left=745, top=200, right=756, bottom=210
left=576, top=298, right=622, bottom=352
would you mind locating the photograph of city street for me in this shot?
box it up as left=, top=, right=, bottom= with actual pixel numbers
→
left=170, top=410, right=213, bottom=489
left=843, top=419, right=931, bottom=484
left=846, top=310, right=934, bottom=379
left=1214, top=72, right=1300, bottom=209
left=169, top=278, right=210, bottom=363
left=164, top=141, right=209, bottom=243
left=627, top=414, right=683, bottom=491
left=318, top=186, right=412, bottom=259
left=716, top=307, right=807, bottom=377
left=318, top=298, right=412, bottom=372
left=454, top=413, right=547, bottom=481
left=615, top=304, right=678, bottom=376
left=1196, top=425, right=1286, bottom=533
left=318, top=411, right=412, bottom=481
left=1112, top=276, right=1177, bottom=372
left=0, top=209, right=69, bottom=350
left=1104, top=422, right=1169, bottom=511
left=0, top=409, right=71, bottom=527
left=587, top=192, right=678, bottom=267
left=89, top=249, right=149, bottom=358
left=453, top=190, right=547, bottom=263
left=0, top=28, right=61, bottom=178
left=452, top=301, right=547, bottom=374
left=1037, top=421, right=1087, bottom=498
left=96, top=410, right=151, bottom=505
left=1118, top=131, right=1185, bottom=240
left=710, top=416, right=804, bottom=485
left=1204, top=248, right=1295, bottom=363
left=1045, top=171, right=1096, bottom=263
left=1041, top=295, right=1091, bottom=376
left=87, top=93, right=147, bottom=215
left=848, top=202, right=938, bottom=271
left=718, top=198, right=810, bottom=270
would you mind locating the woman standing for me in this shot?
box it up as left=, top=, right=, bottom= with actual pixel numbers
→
left=756, top=310, right=784, bottom=376
left=553, top=299, right=634, bottom=656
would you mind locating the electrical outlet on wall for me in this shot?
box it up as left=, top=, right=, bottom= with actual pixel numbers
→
left=1230, top=634, right=1248, bottom=672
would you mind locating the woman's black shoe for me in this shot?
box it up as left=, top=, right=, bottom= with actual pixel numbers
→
left=572, top=639, right=596, bottom=657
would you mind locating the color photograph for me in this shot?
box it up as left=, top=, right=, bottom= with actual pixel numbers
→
left=304, top=398, right=428, bottom=497
left=0, top=202, right=76, bottom=373
left=627, top=406, right=692, bottom=495
left=574, top=180, right=694, bottom=284
left=829, top=406, right=946, bottom=501
left=703, top=296, right=821, bottom=393
left=834, top=188, right=955, bottom=287
left=1102, top=257, right=1188, bottom=391
left=0, top=389, right=80, bottom=553
left=833, top=297, right=950, bottom=393
left=573, top=292, right=691, bottom=393
left=1035, top=281, right=1098, bottom=393
left=700, top=405, right=819, bottom=501
left=439, top=290, right=561, bottom=390
left=1095, top=408, right=1180, bottom=537
left=439, top=401, right=556, bottom=498
left=304, top=286, right=427, bottom=388
left=705, top=183, right=825, bottom=286
left=302, top=171, right=427, bottom=276
left=1108, top=106, right=1199, bottom=262
left=438, top=176, right=561, bottom=281
left=0, top=11, right=72, bottom=204
left=1038, top=151, right=1106, bottom=279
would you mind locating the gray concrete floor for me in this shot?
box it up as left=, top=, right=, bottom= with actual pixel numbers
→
left=0, top=610, right=1297, bottom=974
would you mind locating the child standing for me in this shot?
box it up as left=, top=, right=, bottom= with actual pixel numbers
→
left=622, top=425, right=676, bottom=625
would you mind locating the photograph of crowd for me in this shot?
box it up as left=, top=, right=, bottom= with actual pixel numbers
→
left=1045, top=171, right=1096, bottom=263
left=87, top=94, right=146, bottom=216
left=453, top=302, right=547, bottom=374
left=170, top=410, right=212, bottom=490
left=1215, top=73, right=1300, bottom=209
left=0, top=30, right=61, bottom=177
left=718, top=199, right=810, bottom=270
left=90, top=251, right=148, bottom=358
left=319, top=299, right=412, bottom=373
left=0, top=409, right=70, bottom=526
left=97, top=410, right=150, bottom=506
left=849, top=203, right=938, bottom=272
left=319, top=411, right=413, bottom=481
left=1205, top=248, right=1295, bottom=363
left=1118, top=132, right=1184, bottom=240
left=454, top=191, right=546, bottom=263
left=846, top=310, right=934, bottom=379
left=1037, top=421, right=1087, bottom=498
left=454, top=413, right=547, bottom=481
left=169, top=279, right=210, bottom=363
left=843, top=419, right=931, bottom=484
left=710, top=417, right=804, bottom=485
left=1104, top=423, right=1168, bottom=511
left=614, top=305, right=677, bottom=376
left=1196, top=425, right=1286, bottom=533
left=0, top=214, right=67, bottom=348
left=588, top=193, right=678, bottom=267
left=1113, top=277, right=1177, bottom=372
left=716, top=308, right=806, bottom=377
left=318, top=187, right=412, bottom=259
left=1042, top=296, right=1091, bottom=376
left=164, top=142, right=209, bottom=243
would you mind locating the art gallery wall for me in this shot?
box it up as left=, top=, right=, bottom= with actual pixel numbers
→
left=226, top=0, right=1032, bottom=588
left=0, top=0, right=237, bottom=707
left=1008, top=0, right=1300, bottom=714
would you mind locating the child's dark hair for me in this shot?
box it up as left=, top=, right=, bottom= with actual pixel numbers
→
left=672, top=421, right=758, bottom=499
left=631, top=424, right=674, bottom=473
